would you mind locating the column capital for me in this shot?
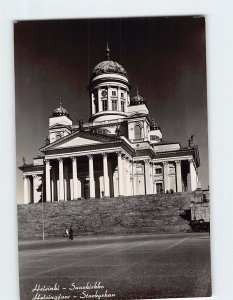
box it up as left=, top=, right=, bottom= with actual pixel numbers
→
left=57, top=157, right=63, bottom=163
left=162, top=161, right=169, bottom=165
left=122, top=154, right=126, bottom=160
left=32, top=174, right=38, bottom=179
left=175, top=160, right=181, bottom=164
left=87, top=154, right=93, bottom=160
left=44, top=158, right=50, bottom=164
left=188, top=158, right=194, bottom=164
left=117, top=151, right=122, bottom=157
left=144, top=159, right=150, bottom=165
left=102, top=153, right=108, bottom=157
left=23, top=174, right=27, bottom=179
left=71, top=156, right=77, bottom=161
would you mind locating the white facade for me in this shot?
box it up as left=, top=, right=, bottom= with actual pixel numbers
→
left=19, top=46, right=200, bottom=204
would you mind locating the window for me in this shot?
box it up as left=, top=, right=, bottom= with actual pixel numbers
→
left=112, top=99, right=117, bottom=111
left=121, top=101, right=125, bottom=112
left=112, top=91, right=116, bottom=96
left=121, top=92, right=124, bottom=98
left=102, top=99, right=108, bottom=111
left=134, top=124, right=142, bottom=139
left=94, top=99, right=98, bottom=112
left=156, top=182, right=163, bottom=194
left=155, top=167, right=163, bottom=175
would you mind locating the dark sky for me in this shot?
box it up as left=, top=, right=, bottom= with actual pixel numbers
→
left=15, top=16, right=208, bottom=201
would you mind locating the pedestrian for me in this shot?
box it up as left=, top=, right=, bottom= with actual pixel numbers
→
left=69, top=226, right=73, bottom=240
left=64, top=228, right=69, bottom=238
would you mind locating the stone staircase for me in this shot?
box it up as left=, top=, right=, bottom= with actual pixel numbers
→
left=17, top=192, right=194, bottom=240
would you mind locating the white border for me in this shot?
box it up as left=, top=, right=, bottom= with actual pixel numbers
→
left=1, top=1, right=233, bottom=299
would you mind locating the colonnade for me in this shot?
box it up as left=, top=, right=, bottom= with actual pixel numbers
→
left=44, top=152, right=127, bottom=202
left=22, top=155, right=198, bottom=204
left=91, top=86, right=130, bottom=114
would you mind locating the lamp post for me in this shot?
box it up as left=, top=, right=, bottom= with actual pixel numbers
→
left=41, top=177, right=45, bottom=240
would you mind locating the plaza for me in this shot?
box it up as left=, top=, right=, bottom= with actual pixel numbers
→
left=19, top=233, right=211, bottom=300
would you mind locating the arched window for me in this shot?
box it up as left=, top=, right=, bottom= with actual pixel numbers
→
left=134, top=124, right=142, bottom=140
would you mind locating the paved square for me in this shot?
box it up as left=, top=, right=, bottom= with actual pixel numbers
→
left=19, top=233, right=211, bottom=300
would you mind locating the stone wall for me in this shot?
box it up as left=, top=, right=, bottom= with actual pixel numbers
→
left=191, top=202, right=210, bottom=222
left=17, top=192, right=194, bottom=240
left=191, top=189, right=210, bottom=222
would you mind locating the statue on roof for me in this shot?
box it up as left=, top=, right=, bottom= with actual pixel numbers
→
left=188, top=134, right=194, bottom=147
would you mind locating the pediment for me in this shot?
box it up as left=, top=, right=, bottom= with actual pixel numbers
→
left=56, top=136, right=101, bottom=149
left=40, top=130, right=118, bottom=152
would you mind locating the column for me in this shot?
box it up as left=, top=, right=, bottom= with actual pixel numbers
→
left=88, top=155, right=95, bottom=198
left=45, top=159, right=51, bottom=202
left=117, top=87, right=120, bottom=111
left=117, top=152, right=124, bottom=196
left=145, top=160, right=152, bottom=194
left=58, top=158, right=64, bottom=201
left=163, top=161, right=170, bottom=192
left=102, top=153, right=110, bottom=197
left=32, top=175, right=38, bottom=204
left=91, top=93, right=95, bottom=114
left=122, top=155, right=127, bottom=195
left=175, top=160, right=182, bottom=192
left=125, top=157, right=131, bottom=196
left=98, top=88, right=102, bottom=112
left=23, top=175, right=29, bottom=204
left=129, top=160, right=133, bottom=196
left=132, top=161, right=137, bottom=195
left=189, top=159, right=197, bottom=191
left=107, top=85, right=112, bottom=111
left=150, top=162, right=154, bottom=194
left=72, top=157, right=78, bottom=200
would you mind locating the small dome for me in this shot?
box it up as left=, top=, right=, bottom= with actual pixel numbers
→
left=52, top=101, right=69, bottom=118
left=90, top=43, right=127, bottom=80
left=130, top=87, right=145, bottom=105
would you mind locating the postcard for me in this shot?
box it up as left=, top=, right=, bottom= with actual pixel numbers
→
left=15, top=16, right=211, bottom=300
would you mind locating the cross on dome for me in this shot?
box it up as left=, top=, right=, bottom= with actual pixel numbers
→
left=105, top=42, right=110, bottom=60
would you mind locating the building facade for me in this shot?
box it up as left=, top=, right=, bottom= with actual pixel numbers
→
left=19, top=45, right=200, bottom=204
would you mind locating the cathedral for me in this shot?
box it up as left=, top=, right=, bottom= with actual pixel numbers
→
left=19, top=44, right=200, bottom=204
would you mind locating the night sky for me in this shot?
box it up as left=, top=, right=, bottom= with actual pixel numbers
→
left=14, top=16, right=208, bottom=202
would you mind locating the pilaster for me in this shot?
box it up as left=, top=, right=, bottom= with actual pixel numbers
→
left=145, top=160, right=152, bottom=194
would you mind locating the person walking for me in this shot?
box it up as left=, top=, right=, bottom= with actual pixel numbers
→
left=68, top=226, right=73, bottom=240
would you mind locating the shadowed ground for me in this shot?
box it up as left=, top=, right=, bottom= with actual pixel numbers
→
left=18, top=233, right=211, bottom=300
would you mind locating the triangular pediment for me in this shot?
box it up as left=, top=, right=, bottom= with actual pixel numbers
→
left=40, top=130, right=119, bottom=152
left=56, top=136, right=101, bottom=148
